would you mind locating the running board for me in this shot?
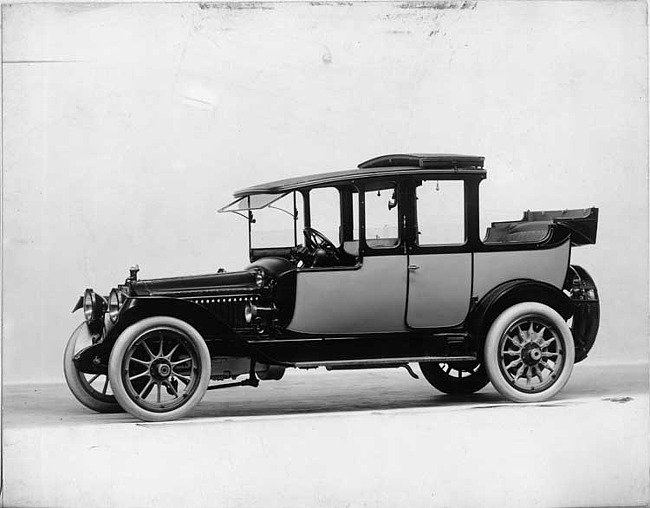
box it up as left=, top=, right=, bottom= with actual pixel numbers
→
left=294, top=355, right=476, bottom=369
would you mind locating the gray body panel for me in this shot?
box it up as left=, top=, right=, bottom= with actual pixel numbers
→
left=406, top=253, right=472, bottom=328
left=473, top=240, right=571, bottom=299
left=287, top=256, right=407, bottom=334
left=287, top=241, right=570, bottom=335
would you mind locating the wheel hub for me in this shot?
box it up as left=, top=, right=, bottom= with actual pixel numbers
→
left=521, top=343, right=542, bottom=366
left=150, top=359, right=172, bottom=381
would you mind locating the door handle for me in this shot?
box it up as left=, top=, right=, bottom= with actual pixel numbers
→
left=408, top=264, right=420, bottom=271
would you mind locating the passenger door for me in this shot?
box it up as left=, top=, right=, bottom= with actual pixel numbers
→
left=287, top=183, right=409, bottom=335
left=406, top=180, right=472, bottom=328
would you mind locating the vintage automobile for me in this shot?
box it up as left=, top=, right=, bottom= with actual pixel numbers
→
left=64, top=154, right=600, bottom=421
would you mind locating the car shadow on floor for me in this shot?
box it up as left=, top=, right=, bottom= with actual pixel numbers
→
left=5, top=363, right=647, bottom=426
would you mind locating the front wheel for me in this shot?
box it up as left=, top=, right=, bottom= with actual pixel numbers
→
left=484, top=302, right=575, bottom=403
left=63, top=323, right=123, bottom=413
left=108, top=316, right=211, bottom=422
left=419, top=361, right=489, bottom=395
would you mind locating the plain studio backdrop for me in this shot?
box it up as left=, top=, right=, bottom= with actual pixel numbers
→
left=2, top=1, right=647, bottom=384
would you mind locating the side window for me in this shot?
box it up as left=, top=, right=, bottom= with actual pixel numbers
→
left=364, top=185, right=399, bottom=249
left=416, top=180, right=465, bottom=245
left=309, top=187, right=341, bottom=245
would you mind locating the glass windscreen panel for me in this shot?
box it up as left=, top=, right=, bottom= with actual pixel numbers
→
left=219, top=193, right=288, bottom=213
left=251, top=192, right=304, bottom=248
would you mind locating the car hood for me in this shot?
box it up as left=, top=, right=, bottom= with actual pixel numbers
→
left=130, top=270, right=260, bottom=298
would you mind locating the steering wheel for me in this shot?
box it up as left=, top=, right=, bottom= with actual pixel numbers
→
left=302, top=227, right=340, bottom=265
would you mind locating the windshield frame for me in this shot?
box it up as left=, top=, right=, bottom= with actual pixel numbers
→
left=218, top=192, right=289, bottom=213
left=220, top=192, right=300, bottom=253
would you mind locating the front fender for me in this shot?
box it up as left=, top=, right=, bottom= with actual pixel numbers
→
left=105, top=297, right=240, bottom=349
left=69, top=321, right=111, bottom=374
left=68, top=321, right=95, bottom=355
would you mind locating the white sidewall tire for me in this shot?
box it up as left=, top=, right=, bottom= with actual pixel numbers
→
left=109, top=316, right=211, bottom=422
left=484, top=302, right=575, bottom=403
left=63, top=323, right=124, bottom=413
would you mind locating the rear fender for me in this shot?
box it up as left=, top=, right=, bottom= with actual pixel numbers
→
left=565, top=265, right=600, bottom=363
left=468, top=279, right=574, bottom=352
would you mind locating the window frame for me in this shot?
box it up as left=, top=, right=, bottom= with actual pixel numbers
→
left=406, top=176, right=473, bottom=256
left=358, top=179, right=405, bottom=258
left=247, top=191, right=302, bottom=250
left=414, top=178, right=467, bottom=249
left=303, top=185, right=343, bottom=247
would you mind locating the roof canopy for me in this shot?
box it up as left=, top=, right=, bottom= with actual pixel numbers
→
left=357, top=153, right=484, bottom=169
left=233, top=153, right=485, bottom=198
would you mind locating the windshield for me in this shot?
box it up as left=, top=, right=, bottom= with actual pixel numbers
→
left=220, top=192, right=304, bottom=249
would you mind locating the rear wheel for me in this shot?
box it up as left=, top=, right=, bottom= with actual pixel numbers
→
left=63, top=323, right=123, bottom=413
left=484, top=302, right=575, bottom=403
left=108, top=316, right=211, bottom=422
left=419, top=360, right=489, bottom=395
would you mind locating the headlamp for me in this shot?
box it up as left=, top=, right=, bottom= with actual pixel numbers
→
left=83, top=288, right=104, bottom=325
left=254, top=269, right=265, bottom=288
left=108, top=288, right=125, bottom=323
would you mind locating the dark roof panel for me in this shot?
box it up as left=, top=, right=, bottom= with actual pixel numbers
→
left=358, top=153, right=484, bottom=169
left=233, top=153, right=485, bottom=197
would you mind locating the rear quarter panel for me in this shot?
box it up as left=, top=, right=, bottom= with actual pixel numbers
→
left=473, top=240, right=571, bottom=299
